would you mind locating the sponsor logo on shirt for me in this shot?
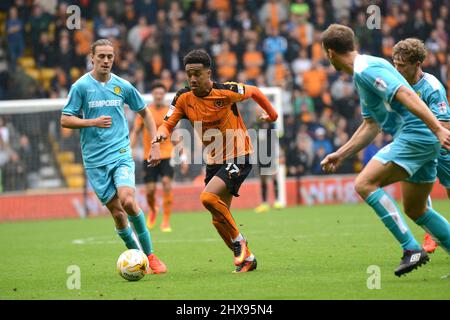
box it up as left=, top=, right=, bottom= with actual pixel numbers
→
left=88, top=100, right=121, bottom=108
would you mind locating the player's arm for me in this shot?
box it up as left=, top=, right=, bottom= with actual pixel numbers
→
left=136, top=107, right=161, bottom=166
left=129, top=116, right=144, bottom=149
left=321, top=118, right=380, bottom=173
left=243, top=85, right=278, bottom=122
left=395, top=86, right=450, bottom=149
left=61, top=114, right=112, bottom=128
left=61, top=84, right=112, bottom=129
left=154, top=92, right=187, bottom=143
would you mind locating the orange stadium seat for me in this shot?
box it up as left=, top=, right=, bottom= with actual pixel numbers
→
left=57, top=151, right=75, bottom=164
left=66, top=175, right=85, bottom=189
left=60, top=163, right=84, bottom=177
left=18, top=56, right=36, bottom=69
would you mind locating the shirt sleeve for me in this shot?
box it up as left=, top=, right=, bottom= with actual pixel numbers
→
left=125, top=84, right=146, bottom=112
left=159, top=89, right=187, bottom=134
left=427, top=90, right=450, bottom=121
left=62, top=84, right=83, bottom=116
left=359, top=66, right=404, bottom=103
left=222, top=82, right=247, bottom=103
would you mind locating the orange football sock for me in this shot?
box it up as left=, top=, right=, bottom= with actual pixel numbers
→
left=162, top=192, right=173, bottom=224
left=212, top=216, right=234, bottom=250
left=200, top=191, right=240, bottom=243
left=146, top=193, right=156, bottom=213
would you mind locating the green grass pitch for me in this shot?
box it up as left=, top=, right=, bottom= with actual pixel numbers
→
left=0, top=201, right=449, bottom=300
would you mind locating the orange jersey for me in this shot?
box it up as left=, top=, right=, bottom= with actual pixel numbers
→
left=159, top=82, right=278, bottom=164
left=134, top=104, right=173, bottom=159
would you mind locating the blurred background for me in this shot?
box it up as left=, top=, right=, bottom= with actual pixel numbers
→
left=0, top=0, right=448, bottom=219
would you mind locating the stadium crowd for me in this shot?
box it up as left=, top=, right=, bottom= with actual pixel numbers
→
left=0, top=0, right=449, bottom=192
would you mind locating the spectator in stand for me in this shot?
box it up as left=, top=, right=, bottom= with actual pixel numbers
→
left=266, top=52, right=291, bottom=87
left=6, top=6, right=24, bottom=70
left=74, top=18, right=94, bottom=65
left=363, top=133, right=385, bottom=166
left=258, top=0, right=288, bottom=33
left=28, top=4, right=52, bottom=52
left=93, top=1, right=108, bottom=37
left=262, top=27, right=288, bottom=66
left=97, top=16, right=121, bottom=39
left=55, top=32, right=75, bottom=75
left=3, top=151, right=27, bottom=191
left=35, top=32, right=55, bottom=68
left=215, top=41, right=237, bottom=82
left=313, top=127, right=333, bottom=157
left=50, top=66, right=71, bottom=98
left=242, top=41, right=264, bottom=83
left=121, top=2, right=138, bottom=30
left=286, top=134, right=311, bottom=178
left=127, top=16, right=152, bottom=54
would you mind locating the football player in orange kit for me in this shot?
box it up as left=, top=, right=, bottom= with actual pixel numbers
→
left=153, top=50, right=278, bottom=273
left=130, top=82, right=174, bottom=232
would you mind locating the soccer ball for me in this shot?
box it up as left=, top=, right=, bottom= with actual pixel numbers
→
left=116, top=249, right=149, bottom=281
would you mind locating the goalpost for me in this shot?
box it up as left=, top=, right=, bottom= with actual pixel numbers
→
left=0, top=87, right=286, bottom=207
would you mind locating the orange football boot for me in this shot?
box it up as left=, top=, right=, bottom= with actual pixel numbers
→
left=422, top=233, right=438, bottom=254
left=233, top=239, right=251, bottom=266
left=146, top=253, right=167, bottom=274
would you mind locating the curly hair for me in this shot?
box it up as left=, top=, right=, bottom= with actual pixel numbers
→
left=183, top=49, right=211, bottom=68
left=392, top=38, right=427, bottom=64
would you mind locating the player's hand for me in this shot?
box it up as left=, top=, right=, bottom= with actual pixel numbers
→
left=153, top=133, right=167, bottom=143
left=436, top=126, right=450, bottom=151
left=258, top=112, right=272, bottom=122
left=94, top=115, right=112, bottom=128
left=147, top=143, right=161, bottom=167
left=320, top=152, right=343, bottom=173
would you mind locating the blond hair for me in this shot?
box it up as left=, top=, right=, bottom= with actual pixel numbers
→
left=90, top=39, right=114, bottom=55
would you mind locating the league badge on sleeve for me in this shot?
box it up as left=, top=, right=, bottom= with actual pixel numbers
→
left=374, top=78, right=387, bottom=92
left=438, top=101, right=447, bottom=115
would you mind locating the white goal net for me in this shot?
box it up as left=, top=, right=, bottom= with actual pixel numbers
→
left=0, top=86, right=286, bottom=206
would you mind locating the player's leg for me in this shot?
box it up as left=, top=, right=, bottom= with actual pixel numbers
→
left=354, top=159, right=420, bottom=249
left=272, top=174, right=283, bottom=209
left=355, top=159, right=430, bottom=276
left=115, top=160, right=167, bottom=273
left=201, top=177, right=237, bottom=251
left=142, top=160, right=158, bottom=229
left=106, top=195, right=141, bottom=250
left=85, top=165, right=141, bottom=251
left=145, top=182, right=157, bottom=229
left=402, top=180, right=450, bottom=254
left=200, top=161, right=256, bottom=272
left=422, top=196, right=439, bottom=253
left=160, top=176, right=173, bottom=231
left=422, top=155, right=450, bottom=253
left=255, top=172, right=269, bottom=213
left=422, top=153, right=449, bottom=252
left=160, top=160, right=174, bottom=232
